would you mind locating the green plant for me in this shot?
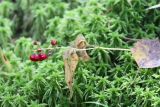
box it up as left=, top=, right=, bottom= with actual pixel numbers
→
left=0, top=17, right=12, bottom=47
left=0, top=0, right=160, bottom=107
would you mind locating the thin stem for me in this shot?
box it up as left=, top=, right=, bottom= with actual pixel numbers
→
left=95, top=46, right=131, bottom=51
left=33, top=46, right=130, bottom=52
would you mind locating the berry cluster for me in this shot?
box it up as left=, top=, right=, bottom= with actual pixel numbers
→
left=29, top=39, right=57, bottom=62
left=30, top=53, right=48, bottom=62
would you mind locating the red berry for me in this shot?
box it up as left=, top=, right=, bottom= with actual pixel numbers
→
left=51, top=39, right=57, bottom=46
left=38, top=53, right=48, bottom=61
left=30, top=54, right=39, bottom=62
left=34, top=55, right=39, bottom=61
left=30, top=55, right=34, bottom=61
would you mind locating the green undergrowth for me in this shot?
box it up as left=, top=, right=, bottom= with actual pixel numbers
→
left=0, top=0, right=160, bottom=107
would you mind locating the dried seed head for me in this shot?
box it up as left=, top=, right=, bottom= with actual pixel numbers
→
left=48, top=52, right=52, bottom=56
left=37, top=48, right=42, bottom=52
left=33, top=41, right=40, bottom=45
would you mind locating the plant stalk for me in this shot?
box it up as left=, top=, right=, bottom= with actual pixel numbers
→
left=33, top=46, right=131, bottom=52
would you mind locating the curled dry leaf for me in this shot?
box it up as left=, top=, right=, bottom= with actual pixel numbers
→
left=63, top=48, right=79, bottom=99
left=63, top=35, right=90, bottom=99
left=74, top=35, right=90, bottom=61
left=131, top=39, right=160, bottom=68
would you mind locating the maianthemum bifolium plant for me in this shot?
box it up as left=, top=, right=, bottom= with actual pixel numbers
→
left=0, top=0, right=160, bottom=107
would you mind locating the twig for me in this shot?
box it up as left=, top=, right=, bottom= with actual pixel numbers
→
left=94, top=46, right=131, bottom=51
left=33, top=46, right=131, bottom=52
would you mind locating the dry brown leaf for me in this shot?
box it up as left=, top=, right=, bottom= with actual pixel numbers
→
left=75, top=35, right=87, bottom=48
left=75, top=35, right=90, bottom=61
left=63, top=35, right=90, bottom=99
left=131, top=39, right=160, bottom=68
left=63, top=48, right=79, bottom=99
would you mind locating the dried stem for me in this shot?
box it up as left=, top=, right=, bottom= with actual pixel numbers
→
left=33, top=46, right=131, bottom=52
